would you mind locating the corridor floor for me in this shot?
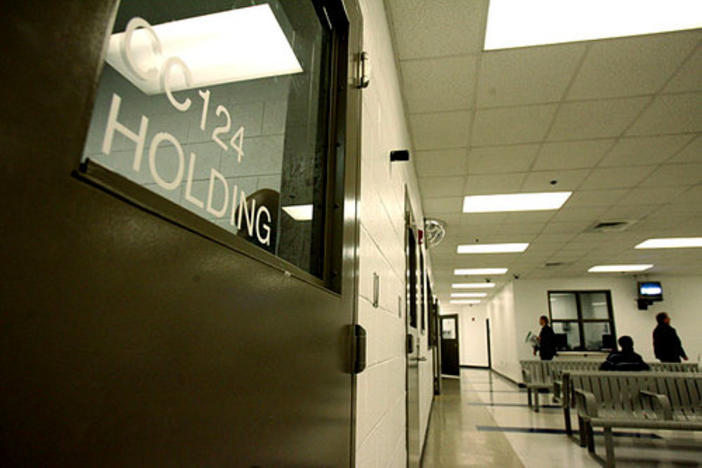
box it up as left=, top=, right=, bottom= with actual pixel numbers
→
left=421, top=368, right=702, bottom=467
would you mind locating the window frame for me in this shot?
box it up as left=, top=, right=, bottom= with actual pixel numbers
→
left=74, top=0, right=351, bottom=293
left=547, top=290, right=616, bottom=351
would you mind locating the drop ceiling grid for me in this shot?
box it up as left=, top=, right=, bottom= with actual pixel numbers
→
left=383, top=0, right=702, bottom=301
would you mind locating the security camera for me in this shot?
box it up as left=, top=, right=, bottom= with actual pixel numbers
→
left=485, top=278, right=491, bottom=283
left=513, top=274, right=520, bottom=280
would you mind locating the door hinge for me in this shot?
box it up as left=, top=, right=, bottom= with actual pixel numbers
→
left=352, top=324, right=367, bottom=374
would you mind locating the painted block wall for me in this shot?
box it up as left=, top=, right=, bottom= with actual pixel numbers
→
left=355, top=0, right=435, bottom=466
left=440, top=304, right=490, bottom=368
left=487, top=275, right=702, bottom=382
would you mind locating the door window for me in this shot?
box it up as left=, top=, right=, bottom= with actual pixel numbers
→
left=80, top=0, right=338, bottom=280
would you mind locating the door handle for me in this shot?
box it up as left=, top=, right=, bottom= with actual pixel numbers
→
left=410, top=357, right=428, bottom=362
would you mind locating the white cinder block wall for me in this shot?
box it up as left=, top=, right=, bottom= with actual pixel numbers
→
left=486, top=275, right=702, bottom=382
left=439, top=304, right=489, bottom=367
left=355, top=0, right=434, bottom=466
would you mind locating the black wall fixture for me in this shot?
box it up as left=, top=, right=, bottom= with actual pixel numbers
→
left=390, top=149, right=410, bottom=162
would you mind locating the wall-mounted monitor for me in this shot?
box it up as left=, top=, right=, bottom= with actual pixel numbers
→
left=638, top=281, right=663, bottom=301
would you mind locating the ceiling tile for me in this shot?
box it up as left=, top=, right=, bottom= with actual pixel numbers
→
left=639, top=163, right=702, bottom=187
left=423, top=196, right=463, bottom=214
left=564, top=189, right=628, bottom=207
left=669, top=135, right=702, bottom=163
left=617, top=187, right=688, bottom=205
left=579, top=166, right=655, bottom=190
left=521, top=169, right=590, bottom=192
left=472, top=104, right=558, bottom=146
left=551, top=206, right=607, bottom=222
left=401, top=55, right=477, bottom=113
left=410, top=111, right=471, bottom=150
left=385, top=0, right=488, bottom=60
left=415, top=148, right=468, bottom=176
left=600, top=204, right=658, bottom=220
left=533, top=139, right=614, bottom=170
left=501, top=211, right=556, bottom=225
left=674, top=185, right=702, bottom=204
left=464, top=172, right=527, bottom=194
left=476, top=43, right=586, bottom=107
left=540, top=221, right=592, bottom=234
left=664, top=45, right=702, bottom=93
left=598, top=134, right=694, bottom=167
left=627, top=92, right=702, bottom=136
left=461, top=213, right=507, bottom=226
left=419, top=176, right=466, bottom=198
left=548, top=97, right=649, bottom=141
left=467, top=144, right=539, bottom=174
left=566, top=31, right=700, bottom=100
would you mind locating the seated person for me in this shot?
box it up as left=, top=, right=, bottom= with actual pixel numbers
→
left=600, top=336, right=650, bottom=371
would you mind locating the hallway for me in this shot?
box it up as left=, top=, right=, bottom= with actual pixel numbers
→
left=422, top=369, right=702, bottom=467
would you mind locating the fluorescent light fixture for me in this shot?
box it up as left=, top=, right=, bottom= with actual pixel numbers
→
left=463, top=192, right=571, bottom=213
left=588, top=264, right=653, bottom=273
left=484, top=0, right=702, bottom=50
left=452, top=283, right=496, bottom=289
left=451, top=292, right=488, bottom=298
left=635, top=237, right=702, bottom=249
left=282, top=204, right=313, bottom=221
left=454, top=268, right=508, bottom=275
left=106, top=5, right=303, bottom=94
left=450, top=300, right=481, bottom=304
left=457, top=243, right=529, bottom=254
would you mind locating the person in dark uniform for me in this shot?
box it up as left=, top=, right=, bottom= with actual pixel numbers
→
left=534, top=315, right=556, bottom=361
left=600, top=336, right=650, bottom=371
left=653, top=312, right=688, bottom=363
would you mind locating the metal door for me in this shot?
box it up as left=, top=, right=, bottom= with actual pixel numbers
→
left=0, top=0, right=363, bottom=466
left=405, top=199, right=421, bottom=467
left=440, top=315, right=460, bottom=376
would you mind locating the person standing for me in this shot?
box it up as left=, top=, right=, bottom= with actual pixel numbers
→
left=653, top=312, right=688, bottom=363
left=534, top=315, right=557, bottom=361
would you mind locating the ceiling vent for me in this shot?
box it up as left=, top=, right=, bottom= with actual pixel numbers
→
left=545, top=262, right=565, bottom=267
left=586, top=220, right=636, bottom=233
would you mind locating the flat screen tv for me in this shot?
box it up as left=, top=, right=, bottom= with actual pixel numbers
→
left=638, top=281, right=663, bottom=301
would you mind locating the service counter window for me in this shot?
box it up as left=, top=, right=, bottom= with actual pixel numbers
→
left=80, top=0, right=345, bottom=283
left=548, top=291, right=616, bottom=351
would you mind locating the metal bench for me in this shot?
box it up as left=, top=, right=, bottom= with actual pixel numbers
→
left=561, top=362, right=699, bottom=435
left=570, top=371, right=702, bottom=468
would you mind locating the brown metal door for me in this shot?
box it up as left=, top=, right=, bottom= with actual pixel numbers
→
left=0, top=0, right=362, bottom=466
left=441, top=315, right=460, bottom=376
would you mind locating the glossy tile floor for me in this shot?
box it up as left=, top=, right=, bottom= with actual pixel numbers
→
left=422, top=369, right=702, bottom=467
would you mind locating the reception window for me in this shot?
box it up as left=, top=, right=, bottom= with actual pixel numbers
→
left=548, top=291, right=616, bottom=351
left=80, top=0, right=344, bottom=282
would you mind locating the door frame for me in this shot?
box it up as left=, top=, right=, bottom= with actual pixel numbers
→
left=440, top=314, right=460, bottom=376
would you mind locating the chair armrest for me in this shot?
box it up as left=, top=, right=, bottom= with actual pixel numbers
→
left=640, top=390, right=672, bottom=420
left=522, top=369, right=532, bottom=384
left=573, top=389, right=599, bottom=418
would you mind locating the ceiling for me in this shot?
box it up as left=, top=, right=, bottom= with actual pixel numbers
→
left=383, top=0, right=702, bottom=303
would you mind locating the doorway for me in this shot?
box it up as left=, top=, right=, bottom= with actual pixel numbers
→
left=486, top=318, right=492, bottom=369
left=405, top=197, right=421, bottom=468
left=440, top=315, right=460, bottom=376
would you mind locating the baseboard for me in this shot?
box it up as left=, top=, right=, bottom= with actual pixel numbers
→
left=489, top=368, right=520, bottom=386
left=460, top=365, right=489, bottom=369
left=419, top=396, right=435, bottom=466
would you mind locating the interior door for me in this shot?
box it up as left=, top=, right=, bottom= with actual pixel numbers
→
left=440, top=315, right=460, bottom=376
left=0, top=0, right=362, bottom=466
left=405, top=205, right=421, bottom=468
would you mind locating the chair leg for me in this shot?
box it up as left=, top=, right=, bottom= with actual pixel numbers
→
left=586, top=422, right=595, bottom=453
left=578, top=417, right=587, bottom=447
left=564, top=406, right=572, bottom=436
left=527, top=389, right=532, bottom=408
left=534, top=390, right=540, bottom=412
left=604, top=427, right=615, bottom=468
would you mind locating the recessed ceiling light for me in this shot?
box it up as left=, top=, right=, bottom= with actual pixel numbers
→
left=282, top=204, right=313, bottom=221
left=450, top=300, right=481, bottom=304
left=484, top=0, right=702, bottom=50
left=635, top=237, right=702, bottom=249
left=452, top=283, right=496, bottom=289
left=463, top=192, right=571, bottom=213
left=106, top=4, right=303, bottom=94
left=588, top=264, right=653, bottom=273
left=454, top=268, right=508, bottom=275
left=457, top=243, right=529, bottom=254
left=451, top=292, right=488, bottom=298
